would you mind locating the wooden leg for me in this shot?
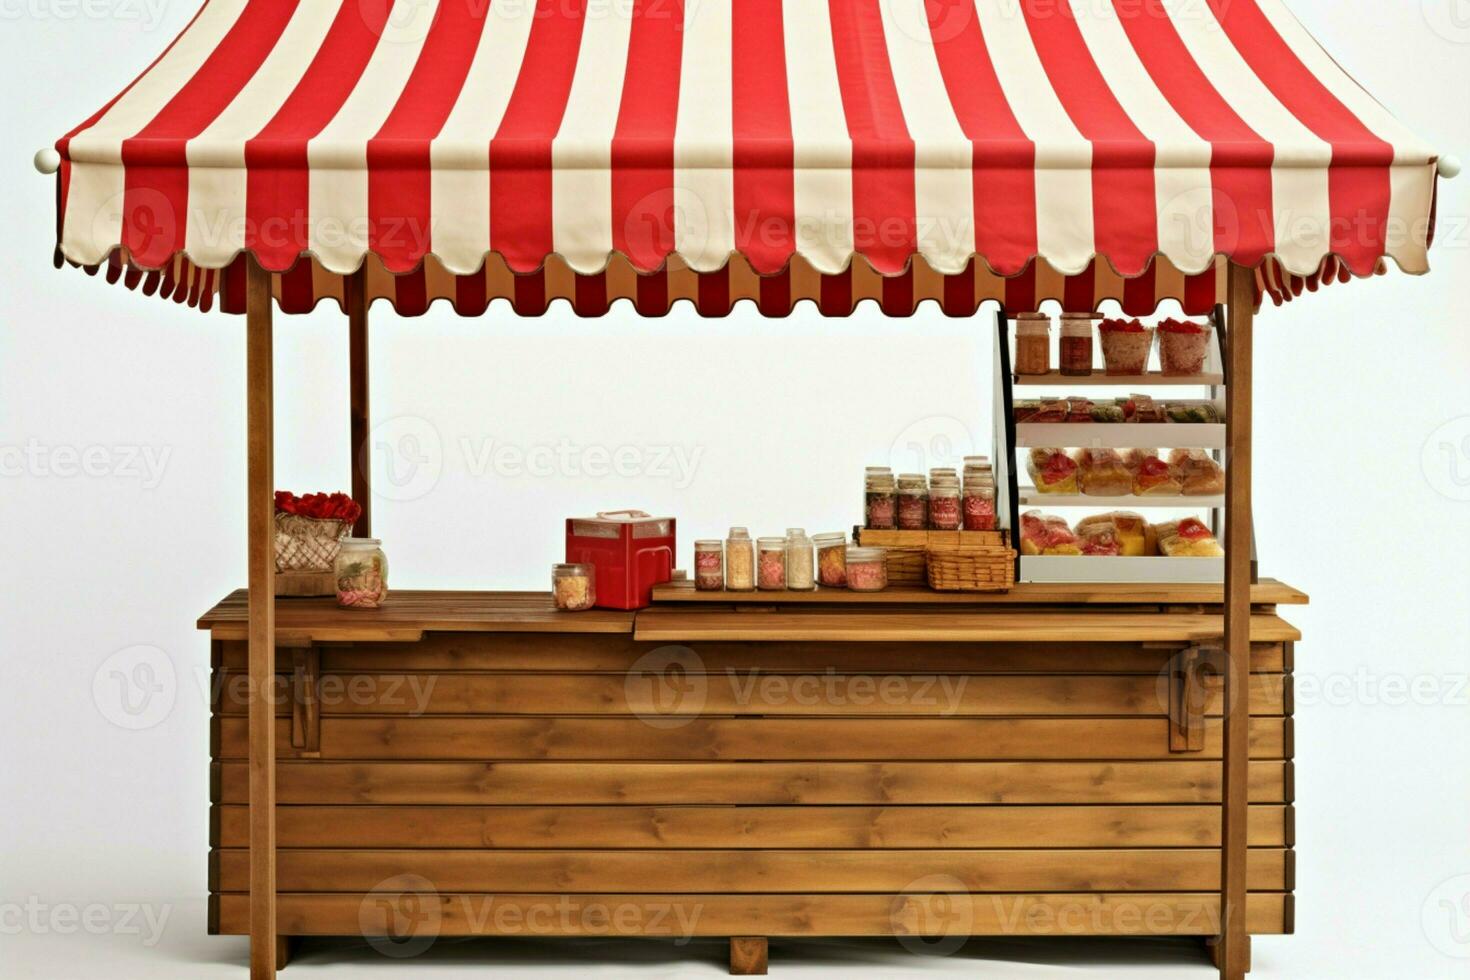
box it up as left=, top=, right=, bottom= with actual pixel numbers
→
left=730, top=937, right=768, bottom=975
left=274, top=936, right=294, bottom=971
left=347, top=268, right=371, bottom=538
left=1208, top=935, right=1251, bottom=973
left=1218, top=263, right=1255, bottom=980
left=246, top=257, right=278, bottom=980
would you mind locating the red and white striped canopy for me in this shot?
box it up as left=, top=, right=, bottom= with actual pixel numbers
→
left=52, top=0, right=1441, bottom=317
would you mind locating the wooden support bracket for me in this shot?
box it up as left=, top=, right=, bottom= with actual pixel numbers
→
left=1169, top=646, right=1224, bottom=753
left=730, top=937, right=768, bottom=975
left=1208, top=934, right=1251, bottom=973
left=289, top=649, right=321, bottom=754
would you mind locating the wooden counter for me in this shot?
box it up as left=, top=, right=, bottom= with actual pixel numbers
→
left=202, top=586, right=1302, bottom=972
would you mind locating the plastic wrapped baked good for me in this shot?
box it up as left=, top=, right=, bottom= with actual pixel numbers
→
left=1091, top=404, right=1126, bottom=423
left=1028, top=448, right=1079, bottom=494
left=1020, top=510, right=1081, bottom=556
left=1075, top=520, right=1123, bottom=556
left=1076, top=511, right=1154, bottom=556
left=1067, top=398, right=1095, bottom=423
left=1073, top=448, right=1133, bottom=497
left=1124, top=449, right=1183, bottom=496
left=1165, top=402, right=1221, bottom=424
left=1159, top=318, right=1213, bottom=375
left=1168, top=449, right=1226, bottom=496
left=1155, top=518, right=1225, bottom=558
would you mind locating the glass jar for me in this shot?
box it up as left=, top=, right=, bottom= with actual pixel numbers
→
left=1014, top=313, right=1052, bottom=375
left=694, top=539, right=725, bottom=591
left=865, top=475, right=897, bottom=530
left=845, top=547, right=889, bottom=592
left=962, top=482, right=997, bottom=531
left=552, top=562, right=596, bottom=611
left=335, top=538, right=388, bottom=609
left=1060, top=313, right=1095, bottom=376
left=785, top=532, right=816, bottom=590
left=757, top=537, right=787, bottom=590
left=813, top=532, right=847, bottom=587
left=929, top=482, right=961, bottom=531
left=725, top=527, right=755, bottom=591
left=897, top=474, right=929, bottom=530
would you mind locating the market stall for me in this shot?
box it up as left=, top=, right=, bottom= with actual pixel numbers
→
left=39, top=1, right=1452, bottom=978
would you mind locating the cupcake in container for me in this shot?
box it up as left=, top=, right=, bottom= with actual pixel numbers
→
left=1158, top=318, right=1213, bottom=376
left=1098, top=318, right=1155, bottom=376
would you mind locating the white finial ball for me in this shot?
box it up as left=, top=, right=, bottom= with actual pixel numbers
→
left=1438, top=154, right=1462, bottom=180
left=34, top=148, right=61, bottom=175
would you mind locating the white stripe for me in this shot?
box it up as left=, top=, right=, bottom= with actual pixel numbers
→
left=182, top=1, right=340, bottom=265
left=307, top=0, right=441, bottom=274
left=673, top=0, right=733, bottom=273
left=61, top=0, right=250, bottom=266
left=878, top=0, right=974, bottom=276
left=550, top=4, right=634, bottom=274
left=782, top=1, right=852, bottom=275
left=1254, top=0, right=1437, bottom=273
left=1161, top=0, right=1331, bottom=276
left=978, top=0, right=1095, bottom=275
left=431, top=0, right=537, bottom=275
left=1069, top=0, right=1215, bottom=274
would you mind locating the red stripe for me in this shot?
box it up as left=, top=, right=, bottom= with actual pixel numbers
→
left=927, top=0, right=1036, bottom=277
left=173, top=261, right=192, bottom=304
left=1205, top=0, right=1392, bottom=275
left=1183, top=268, right=1218, bottom=315
left=611, top=0, right=685, bottom=271
left=758, top=269, right=792, bottom=317
left=828, top=0, right=916, bottom=275
left=1019, top=0, right=1157, bottom=277
left=634, top=270, right=668, bottom=316
left=490, top=0, right=589, bottom=273
left=246, top=2, right=389, bottom=272
left=881, top=269, right=914, bottom=317
left=696, top=269, right=731, bottom=316
left=942, top=262, right=976, bottom=317
left=513, top=270, right=548, bottom=316
left=142, top=269, right=163, bottom=298
left=731, top=0, right=795, bottom=274
left=368, top=0, right=490, bottom=273
left=455, top=273, right=489, bottom=316
left=159, top=259, right=177, bottom=299
left=574, top=273, right=609, bottom=316
left=1063, top=263, right=1096, bottom=313
left=1121, top=263, right=1158, bottom=316
left=279, top=261, right=314, bottom=313
left=395, top=268, right=429, bottom=316
left=220, top=255, right=247, bottom=312
left=199, top=270, right=216, bottom=313
left=120, top=0, right=297, bottom=268
left=1004, top=263, right=1036, bottom=314
left=1113, top=0, right=1274, bottom=266
left=820, top=270, right=853, bottom=316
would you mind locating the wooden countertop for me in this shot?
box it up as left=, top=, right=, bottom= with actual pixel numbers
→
left=652, top=579, right=1309, bottom=606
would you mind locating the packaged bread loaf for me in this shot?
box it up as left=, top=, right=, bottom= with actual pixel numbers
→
left=1020, top=510, right=1081, bottom=556
left=1075, top=520, right=1123, bottom=556
left=1124, top=449, right=1183, bottom=496
left=1154, top=517, right=1225, bottom=557
left=1027, top=448, right=1079, bottom=494
left=1073, top=448, right=1132, bottom=497
left=1076, top=511, right=1154, bottom=557
left=1168, top=448, right=1226, bottom=496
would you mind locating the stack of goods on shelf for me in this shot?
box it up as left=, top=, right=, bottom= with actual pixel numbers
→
left=1013, top=395, right=1219, bottom=425
left=273, top=490, right=364, bottom=599
left=1013, top=313, right=1215, bottom=381
left=1021, top=510, right=1223, bottom=558
left=1028, top=448, right=1223, bottom=499
left=565, top=510, right=675, bottom=610
left=693, top=528, right=881, bottom=593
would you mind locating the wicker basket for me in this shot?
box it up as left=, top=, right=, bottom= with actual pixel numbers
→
left=925, top=545, right=1018, bottom=592
left=274, top=513, right=353, bottom=572
left=855, top=529, right=1007, bottom=586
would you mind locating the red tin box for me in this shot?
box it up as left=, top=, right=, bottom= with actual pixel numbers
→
left=565, top=510, right=676, bottom=610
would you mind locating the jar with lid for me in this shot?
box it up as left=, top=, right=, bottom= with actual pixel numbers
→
left=551, top=563, right=596, bottom=611
left=1014, top=313, right=1052, bottom=375
left=725, top=527, right=755, bottom=591
left=694, top=540, right=725, bottom=591
left=897, top=474, right=929, bottom=530
left=757, top=537, right=787, bottom=590
left=845, top=547, right=889, bottom=592
left=929, top=481, right=962, bottom=531
left=865, top=474, right=897, bottom=530
left=336, top=538, right=389, bottom=609
left=962, top=482, right=997, bottom=531
left=785, top=531, right=816, bottom=590
left=813, top=532, right=847, bottom=587
left=1060, top=313, right=1095, bottom=376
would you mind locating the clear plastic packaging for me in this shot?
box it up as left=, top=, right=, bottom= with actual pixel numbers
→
left=785, top=531, right=816, bottom=590
left=552, top=562, right=596, bottom=611
left=336, top=538, right=389, bottom=609
left=1014, top=313, right=1052, bottom=375
left=725, top=527, right=755, bottom=591
left=1098, top=319, right=1155, bottom=376
left=1156, top=518, right=1225, bottom=557
left=845, top=547, right=889, bottom=592
left=1124, top=449, right=1183, bottom=496
left=1019, top=511, right=1080, bottom=556
left=1074, top=448, right=1133, bottom=497
left=757, top=537, right=787, bottom=590
left=813, top=532, right=848, bottom=587
left=1077, top=512, right=1153, bottom=557
left=694, top=539, right=725, bottom=591
left=1027, top=448, right=1079, bottom=495
left=1075, top=520, right=1124, bottom=556
left=1168, top=449, right=1226, bottom=496
left=1159, top=318, right=1213, bottom=376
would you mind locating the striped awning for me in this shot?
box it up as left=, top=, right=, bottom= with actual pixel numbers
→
left=51, top=0, right=1442, bottom=317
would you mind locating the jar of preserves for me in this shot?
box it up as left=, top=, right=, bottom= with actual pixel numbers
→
left=929, top=481, right=961, bottom=531
left=865, top=474, right=897, bottom=530
left=785, top=531, right=816, bottom=590
left=757, top=537, right=787, bottom=590
left=551, top=563, right=596, bottom=611
left=1060, top=313, right=1095, bottom=376
left=897, top=474, right=929, bottom=530
left=694, top=540, right=725, bottom=591
left=1014, top=313, right=1052, bottom=375
left=725, top=527, right=755, bottom=591
left=813, top=532, right=848, bottom=587
left=335, top=538, right=388, bottom=609
left=845, top=547, right=889, bottom=592
left=962, top=482, right=997, bottom=531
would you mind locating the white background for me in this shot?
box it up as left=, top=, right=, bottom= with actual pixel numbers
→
left=2, top=2, right=1468, bottom=978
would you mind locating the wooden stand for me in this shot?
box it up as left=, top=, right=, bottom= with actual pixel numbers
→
left=730, top=937, right=768, bottom=975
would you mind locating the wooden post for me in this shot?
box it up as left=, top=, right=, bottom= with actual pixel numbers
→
left=729, top=937, right=768, bottom=975
left=246, top=257, right=278, bottom=980
left=1218, top=263, right=1255, bottom=978
left=347, top=269, right=371, bottom=537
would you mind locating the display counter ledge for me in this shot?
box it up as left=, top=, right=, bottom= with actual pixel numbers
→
left=653, top=579, right=1308, bottom=607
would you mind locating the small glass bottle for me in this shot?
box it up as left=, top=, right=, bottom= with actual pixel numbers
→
left=757, top=537, right=787, bottom=590
left=725, top=527, right=755, bottom=591
left=785, top=531, right=816, bottom=590
left=897, top=474, right=929, bottom=531
left=813, top=532, right=848, bottom=587
left=845, top=546, right=889, bottom=592
left=551, top=563, right=596, bottom=611
left=865, top=474, right=897, bottom=530
left=336, top=538, right=389, bottom=609
left=694, top=539, right=725, bottom=591
left=1060, top=313, right=1095, bottom=377
left=929, top=481, right=962, bottom=531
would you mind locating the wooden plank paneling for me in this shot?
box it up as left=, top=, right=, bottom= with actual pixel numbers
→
left=212, top=671, right=1288, bottom=717
left=214, top=804, right=1293, bottom=849
left=214, top=760, right=1293, bottom=805
left=212, top=847, right=1293, bottom=893
left=214, top=892, right=1292, bottom=937
left=651, top=579, right=1308, bottom=605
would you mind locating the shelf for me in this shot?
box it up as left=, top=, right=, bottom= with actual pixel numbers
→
left=1015, top=422, right=1226, bottom=449
left=1021, top=555, right=1225, bottom=585
left=653, top=578, right=1307, bottom=606
left=1015, top=370, right=1224, bottom=387
left=1019, top=490, right=1224, bottom=509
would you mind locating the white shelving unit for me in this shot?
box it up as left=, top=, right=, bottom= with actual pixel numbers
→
left=1018, top=489, right=1224, bottom=509
left=1015, top=420, right=1225, bottom=450
left=1020, top=555, right=1225, bottom=584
